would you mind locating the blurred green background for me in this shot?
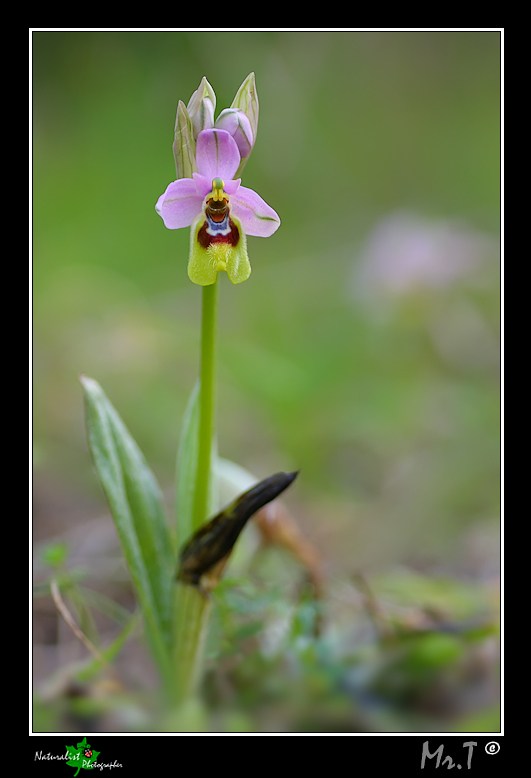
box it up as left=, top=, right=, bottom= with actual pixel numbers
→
left=33, top=31, right=500, bottom=731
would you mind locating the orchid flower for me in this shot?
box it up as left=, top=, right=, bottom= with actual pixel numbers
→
left=156, top=76, right=280, bottom=286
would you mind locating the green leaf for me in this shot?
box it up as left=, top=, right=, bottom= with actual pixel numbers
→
left=175, top=381, right=219, bottom=548
left=81, top=375, right=174, bottom=681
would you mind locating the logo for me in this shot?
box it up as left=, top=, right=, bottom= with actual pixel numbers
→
left=65, top=738, right=100, bottom=776
left=34, top=738, right=122, bottom=773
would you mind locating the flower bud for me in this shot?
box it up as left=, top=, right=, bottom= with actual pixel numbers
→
left=228, top=72, right=259, bottom=177
left=173, top=100, right=197, bottom=180
left=230, top=72, right=259, bottom=145
left=187, top=76, right=216, bottom=137
left=215, top=108, right=254, bottom=160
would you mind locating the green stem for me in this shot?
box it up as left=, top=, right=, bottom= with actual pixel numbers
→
left=191, top=279, right=218, bottom=532
left=171, top=583, right=212, bottom=705
left=171, top=279, right=218, bottom=706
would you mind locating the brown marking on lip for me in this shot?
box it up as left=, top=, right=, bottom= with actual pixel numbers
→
left=197, top=215, right=240, bottom=249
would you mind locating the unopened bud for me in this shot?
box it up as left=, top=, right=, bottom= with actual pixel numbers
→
left=230, top=72, right=259, bottom=144
left=173, top=100, right=197, bottom=180
left=187, top=76, right=216, bottom=137
left=215, top=108, right=254, bottom=160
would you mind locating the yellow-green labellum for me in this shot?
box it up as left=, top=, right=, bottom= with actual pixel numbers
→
left=188, top=207, right=251, bottom=286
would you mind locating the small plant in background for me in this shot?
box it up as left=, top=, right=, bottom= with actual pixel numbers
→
left=80, top=74, right=298, bottom=714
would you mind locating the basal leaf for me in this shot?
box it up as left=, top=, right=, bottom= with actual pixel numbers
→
left=81, top=375, right=173, bottom=680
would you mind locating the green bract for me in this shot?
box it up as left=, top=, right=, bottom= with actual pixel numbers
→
left=229, top=72, right=259, bottom=178
left=187, top=76, right=216, bottom=137
left=173, top=100, right=197, bottom=181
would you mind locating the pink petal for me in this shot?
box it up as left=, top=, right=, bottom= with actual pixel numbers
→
left=192, top=173, right=214, bottom=197
left=229, top=186, right=281, bottom=237
left=223, top=178, right=241, bottom=195
left=156, top=178, right=203, bottom=229
left=195, top=129, right=241, bottom=182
